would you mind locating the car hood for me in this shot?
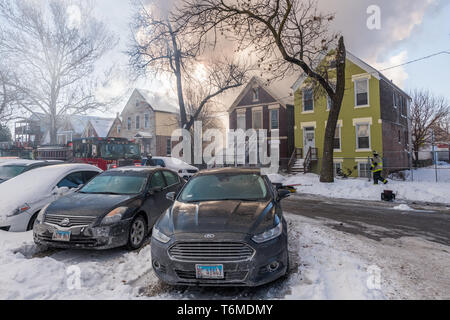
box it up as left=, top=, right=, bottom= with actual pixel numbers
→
left=161, top=200, right=275, bottom=235
left=46, top=192, right=138, bottom=217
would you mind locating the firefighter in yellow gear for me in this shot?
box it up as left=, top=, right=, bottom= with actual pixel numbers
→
left=371, top=151, right=388, bottom=185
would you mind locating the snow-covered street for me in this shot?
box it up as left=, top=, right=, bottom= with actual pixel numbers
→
left=1, top=207, right=448, bottom=300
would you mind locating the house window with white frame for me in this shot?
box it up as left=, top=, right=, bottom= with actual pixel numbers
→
left=252, top=109, right=263, bottom=129
left=358, top=162, right=371, bottom=178
left=144, top=113, right=150, bottom=129
left=270, top=109, right=279, bottom=130
left=333, top=125, right=341, bottom=150
left=333, top=162, right=342, bottom=177
left=237, top=111, right=246, bottom=130
left=127, top=117, right=131, bottom=130
left=303, top=89, right=314, bottom=112
left=356, top=123, right=370, bottom=149
left=355, top=79, right=369, bottom=106
left=135, top=115, right=140, bottom=129
left=117, top=125, right=121, bottom=134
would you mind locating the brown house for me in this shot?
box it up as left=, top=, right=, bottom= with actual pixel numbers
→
left=228, top=77, right=295, bottom=169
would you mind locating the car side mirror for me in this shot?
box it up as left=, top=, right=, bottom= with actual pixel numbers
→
left=277, top=189, right=291, bottom=201
left=166, top=192, right=176, bottom=202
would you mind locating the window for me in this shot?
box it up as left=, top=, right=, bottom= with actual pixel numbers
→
left=136, top=115, right=140, bottom=129
left=150, top=171, right=166, bottom=189
left=333, top=163, right=342, bottom=177
left=252, top=88, right=259, bottom=101
left=355, top=79, right=369, bottom=106
left=147, top=158, right=166, bottom=167
left=327, top=95, right=332, bottom=110
left=237, top=111, right=246, bottom=130
left=144, top=114, right=150, bottom=128
left=356, top=123, right=370, bottom=149
left=303, top=89, right=314, bottom=112
left=127, top=117, right=131, bottom=130
left=252, top=109, right=263, bottom=129
left=117, top=125, right=121, bottom=134
left=57, top=172, right=84, bottom=189
left=166, top=138, right=172, bottom=155
left=358, top=163, right=371, bottom=178
left=162, top=170, right=179, bottom=186
left=333, top=126, right=341, bottom=150
left=398, top=130, right=401, bottom=143
left=83, top=171, right=99, bottom=183
left=136, top=100, right=139, bottom=107
left=270, top=109, right=279, bottom=130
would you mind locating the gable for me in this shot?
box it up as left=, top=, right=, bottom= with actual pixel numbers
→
left=237, top=85, right=277, bottom=107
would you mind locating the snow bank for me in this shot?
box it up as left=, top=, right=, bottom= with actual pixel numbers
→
left=270, top=173, right=450, bottom=204
left=393, top=204, right=415, bottom=211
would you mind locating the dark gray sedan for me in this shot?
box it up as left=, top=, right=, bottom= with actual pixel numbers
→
left=33, top=167, right=184, bottom=250
left=151, top=168, right=291, bottom=287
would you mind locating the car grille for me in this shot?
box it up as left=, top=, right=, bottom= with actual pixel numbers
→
left=44, top=214, right=97, bottom=227
left=169, top=242, right=254, bottom=262
left=175, top=270, right=248, bottom=281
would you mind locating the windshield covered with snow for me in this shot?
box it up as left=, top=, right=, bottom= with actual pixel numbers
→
left=0, top=165, right=27, bottom=180
left=80, top=173, right=147, bottom=195
left=179, top=173, right=269, bottom=202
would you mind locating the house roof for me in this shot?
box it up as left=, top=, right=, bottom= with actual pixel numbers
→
left=135, top=89, right=179, bottom=114
left=228, top=76, right=294, bottom=112
left=291, top=51, right=411, bottom=100
left=89, top=118, right=115, bottom=138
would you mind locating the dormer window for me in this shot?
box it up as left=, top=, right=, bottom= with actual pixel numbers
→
left=252, top=88, right=259, bottom=102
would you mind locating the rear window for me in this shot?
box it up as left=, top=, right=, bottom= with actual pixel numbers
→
left=179, top=173, right=269, bottom=202
left=0, top=165, right=27, bottom=180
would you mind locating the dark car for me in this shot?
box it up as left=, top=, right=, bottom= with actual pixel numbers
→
left=0, top=160, right=63, bottom=184
left=33, top=167, right=184, bottom=250
left=151, top=168, right=291, bottom=287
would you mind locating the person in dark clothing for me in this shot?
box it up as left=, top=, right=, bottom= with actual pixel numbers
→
left=371, top=151, right=388, bottom=185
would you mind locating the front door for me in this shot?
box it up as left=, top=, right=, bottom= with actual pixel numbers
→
left=304, top=127, right=315, bottom=154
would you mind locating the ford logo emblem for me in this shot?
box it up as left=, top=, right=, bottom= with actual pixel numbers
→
left=60, top=218, right=70, bottom=227
left=204, top=234, right=215, bottom=239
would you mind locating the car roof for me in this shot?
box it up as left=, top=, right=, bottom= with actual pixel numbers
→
left=108, top=166, right=162, bottom=173
left=196, top=167, right=263, bottom=176
left=0, top=159, right=62, bottom=167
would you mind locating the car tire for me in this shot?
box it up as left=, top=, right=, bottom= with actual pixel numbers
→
left=27, top=212, right=39, bottom=231
left=127, top=215, right=147, bottom=251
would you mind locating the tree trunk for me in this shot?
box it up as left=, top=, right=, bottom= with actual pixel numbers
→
left=320, top=37, right=346, bottom=183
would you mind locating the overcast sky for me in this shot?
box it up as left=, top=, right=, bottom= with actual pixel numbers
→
left=91, top=0, right=450, bottom=118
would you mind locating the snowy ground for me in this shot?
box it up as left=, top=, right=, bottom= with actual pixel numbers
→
left=269, top=165, right=450, bottom=205
left=1, top=213, right=448, bottom=300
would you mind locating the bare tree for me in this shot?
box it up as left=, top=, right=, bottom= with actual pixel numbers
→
left=127, top=0, right=250, bottom=132
left=177, top=0, right=346, bottom=182
left=410, top=89, right=450, bottom=164
left=0, top=64, right=21, bottom=124
left=0, top=0, right=118, bottom=144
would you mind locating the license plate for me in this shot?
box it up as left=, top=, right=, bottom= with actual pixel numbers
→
left=52, top=230, right=71, bottom=242
left=195, top=264, right=224, bottom=279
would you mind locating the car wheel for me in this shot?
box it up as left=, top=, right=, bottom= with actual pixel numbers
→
left=27, top=212, right=39, bottom=231
left=127, top=215, right=147, bottom=250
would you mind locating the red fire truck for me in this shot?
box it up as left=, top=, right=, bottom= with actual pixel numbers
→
left=71, top=137, right=142, bottom=170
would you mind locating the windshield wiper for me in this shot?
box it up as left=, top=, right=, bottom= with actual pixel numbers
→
left=80, top=191, right=124, bottom=195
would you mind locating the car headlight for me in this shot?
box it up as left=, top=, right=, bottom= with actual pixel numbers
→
left=152, top=226, right=171, bottom=243
left=36, top=203, right=50, bottom=224
left=7, top=203, right=31, bottom=218
left=252, top=219, right=283, bottom=244
left=101, top=207, right=128, bottom=225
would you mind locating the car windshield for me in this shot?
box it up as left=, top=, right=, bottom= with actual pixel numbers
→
left=100, top=143, right=141, bottom=160
left=179, top=173, right=269, bottom=202
left=80, top=173, right=147, bottom=195
left=0, top=165, right=27, bottom=180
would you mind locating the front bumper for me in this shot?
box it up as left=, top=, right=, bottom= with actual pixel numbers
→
left=0, top=212, right=33, bottom=232
left=33, top=219, right=132, bottom=250
left=151, top=231, right=288, bottom=287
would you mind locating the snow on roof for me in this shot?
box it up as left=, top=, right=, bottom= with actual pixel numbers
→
left=89, top=119, right=115, bottom=138
left=136, top=89, right=179, bottom=114
left=0, top=160, right=45, bottom=167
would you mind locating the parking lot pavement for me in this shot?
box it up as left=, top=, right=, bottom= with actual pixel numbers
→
left=283, top=193, right=450, bottom=246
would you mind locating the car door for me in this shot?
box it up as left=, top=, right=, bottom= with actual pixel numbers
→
left=161, top=170, right=183, bottom=198
left=141, top=171, right=168, bottom=228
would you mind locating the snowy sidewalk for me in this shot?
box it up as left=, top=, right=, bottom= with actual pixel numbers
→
left=269, top=172, right=450, bottom=205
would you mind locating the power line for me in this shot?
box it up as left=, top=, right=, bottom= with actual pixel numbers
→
left=380, top=51, right=450, bottom=72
